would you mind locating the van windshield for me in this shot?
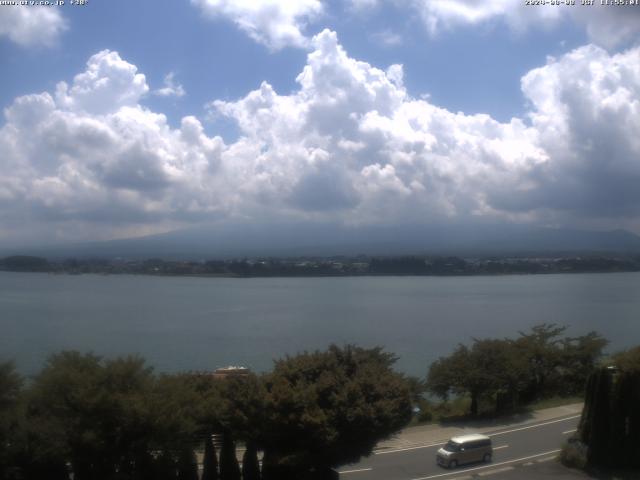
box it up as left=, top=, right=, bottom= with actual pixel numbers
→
left=443, top=441, right=461, bottom=452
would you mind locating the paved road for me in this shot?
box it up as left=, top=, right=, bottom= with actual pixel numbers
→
left=453, top=456, right=592, bottom=480
left=338, top=414, right=580, bottom=480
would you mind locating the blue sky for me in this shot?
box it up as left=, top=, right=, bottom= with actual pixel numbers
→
left=1, top=0, right=639, bottom=246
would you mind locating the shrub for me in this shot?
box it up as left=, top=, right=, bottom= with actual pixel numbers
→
left=560, top=440, right=587, bottom=469
left=417, top=409, right=433, bottom=423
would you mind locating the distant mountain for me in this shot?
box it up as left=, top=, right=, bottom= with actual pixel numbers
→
left=6, top=222, right=640, bottom=260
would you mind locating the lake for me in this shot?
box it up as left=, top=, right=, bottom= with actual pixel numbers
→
left=2, top=271, right=639, bottom=377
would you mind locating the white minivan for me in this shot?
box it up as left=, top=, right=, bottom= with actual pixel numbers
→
left=436, top=434, right=493, bottom=468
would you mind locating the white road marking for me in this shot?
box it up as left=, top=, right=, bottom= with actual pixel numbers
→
left=493, top=445, right=509, bottom=450
left=536, top=456, right=557, bottom=463
left=376, top=415, right=578, bottom=456
left=487, top=415, right=580, bottom=437
left=478, top=466, right=514, bottom=476
left=339, top=468, right=373, bottom=474
left=409, top=449, right=561, bottom=480
left=375, top=441, right=446, bottom=455
left=376, top=442, right=508, bottom=456
left=562, top=429, right=577, bottom=435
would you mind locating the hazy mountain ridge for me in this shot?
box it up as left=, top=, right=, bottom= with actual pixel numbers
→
left=5, top=223, right=640, bottom=260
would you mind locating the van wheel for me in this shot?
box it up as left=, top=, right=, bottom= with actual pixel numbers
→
left=483, top=453, right=492, bottom=463
left=448, top=460, right=458, bottom=469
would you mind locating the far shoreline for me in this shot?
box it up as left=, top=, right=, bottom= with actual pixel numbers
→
left=2, top=268, right=640, bottom=280
left=2, top=253, right=640, bottom=279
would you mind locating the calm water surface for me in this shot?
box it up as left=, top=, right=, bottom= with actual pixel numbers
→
left=2, top=271, right=639, bottom=376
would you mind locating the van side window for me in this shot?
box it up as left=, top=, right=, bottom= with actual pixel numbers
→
left=466, top=439, right=489, bottom=449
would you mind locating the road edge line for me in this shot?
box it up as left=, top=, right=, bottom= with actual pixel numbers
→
left=409, top=449, right=561, bottom=480
left=375, top=414, right=580, bottom=455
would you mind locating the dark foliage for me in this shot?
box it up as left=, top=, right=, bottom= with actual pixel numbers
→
left=0, top=344, right=450, bottom=478
left=0, top=255, right=49, bottom=272
left=153, top=450, right=177, bottom=480
left=611, top=346, right=640, bottom=373
left=6, top=254, right=639, bottom=277
left=201, top=434, right=219, bottom=480
left=261, top=344, right=412, bottom=473
left=177, top=448, right=199, bottom=480
left=241, top=440, right=260, bottom=480
left=219, top=431, right=241, bottom=480
left=427, top=324, right=608, bottom=415
left=579, top=352, right=640, bottom=468
left=0, top=361, right=22, bottom=478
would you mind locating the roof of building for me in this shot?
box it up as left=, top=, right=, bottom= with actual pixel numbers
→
left=211, top=366, right=251, bottom=379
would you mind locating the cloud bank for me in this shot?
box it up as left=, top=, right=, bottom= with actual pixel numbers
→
left=413, top=0, right=640, bottom=49
left=1, top=31, right=640, bottom=244
left=190, top=0, right=640, bottom=51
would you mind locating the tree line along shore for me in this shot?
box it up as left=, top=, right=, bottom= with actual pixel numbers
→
left=1, top=324, right=638, bottom=479
left=2, top=254, right=640, bottom=277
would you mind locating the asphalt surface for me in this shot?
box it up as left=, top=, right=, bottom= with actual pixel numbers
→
left=459, top=458, right=594, bottom=480
left=338, top=414, right=581, bottom=480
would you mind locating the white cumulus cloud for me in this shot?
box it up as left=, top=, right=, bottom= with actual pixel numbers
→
left=1, top=31, right=640, bottom=244
left=411, top=0, right=640, bottom=49
left=55, top=50, right=149, bottom=115
left=154, top=72, right=186, bottom=98
left=513, top=44, right=640, bottom=217
left=190, top=0, right=323, bottom=50
left=0, top=51, right=225, bottom=243
left=0, top=5, right=67, bottom=47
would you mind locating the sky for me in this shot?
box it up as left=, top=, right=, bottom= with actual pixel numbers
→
left=1, top=0, right=640, bottom=247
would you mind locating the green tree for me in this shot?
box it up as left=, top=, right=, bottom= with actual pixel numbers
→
left=579, top=364, right=640, bottom=468
left=426, top=339, right=526, bottom=416
left=201, top=434, right=219, bottom=480
left=611, top=345, right=640, bottom=372
left=219, top=430, right=241, bottom=480
left=176, top=447, right=198, bottom=480
left=1, top=353, right=238, bottom=479
left=216, top=373, right=265, bottom=479
left=260, top=345, right=412, bottom=476
left=0, top=361, right=23, bottom=478
left=426, top=325, right=604, bottom=415
left=152, top=450, right=177, bottom=480
left=217, top=373, right=266, bottom=444
left=514, top=325, right=608, bottom=400
left=427, top=344, right=476, bottom=413
left=25, top=352, right=162, bottom=480
left=470, top=338, right=530, bottom=414
left=186, top=373, right=224, bottom=436
left=27, top=351, right=106, bottom=479
left=514, top=324, right=567, bottom=401
left=102, top=355, right=157, bottom=478
left=559, top=331, right=608, bottom=395
left=150, top=374, right=205, bottom=450
left=241, top=440, right=260, bottom=480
